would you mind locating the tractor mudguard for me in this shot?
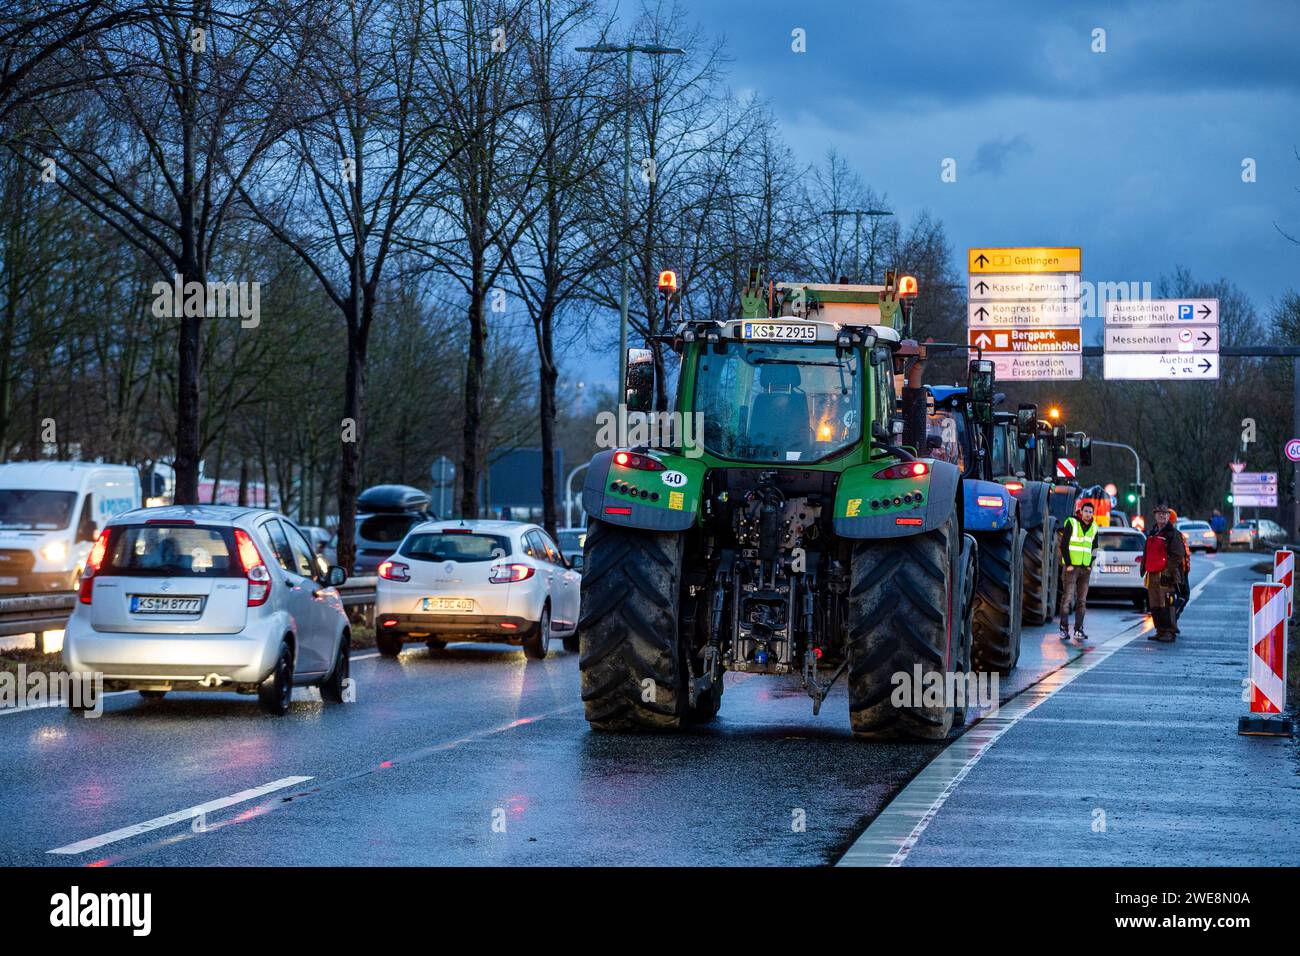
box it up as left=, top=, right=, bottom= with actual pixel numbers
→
left=1011, top=479, right=1050, bottom=530
left=1049, top=484, right=1079, bottom=524
left=581, top=448, right=706, bottom=532
left=963, top=478, right=1016, bottom=533
left=833, top=458, right=961, bottom=538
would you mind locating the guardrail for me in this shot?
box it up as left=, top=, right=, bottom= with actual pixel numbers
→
left=0, top=577, right=378, bottom=654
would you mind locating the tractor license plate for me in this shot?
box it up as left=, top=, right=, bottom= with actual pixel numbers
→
left=131, top=595, right=204, bottom=613
left=741, top=322, right=817, bottom=341
left=424, top=597, right=474, bottom=612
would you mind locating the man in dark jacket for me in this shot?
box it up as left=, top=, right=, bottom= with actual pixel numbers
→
left=1142, top=503, right=1188, bottom=642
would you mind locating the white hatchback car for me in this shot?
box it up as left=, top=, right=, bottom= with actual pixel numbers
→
left=62, top=505, right=351, bottom=715
left=1087, top=526, right=1148, bottom=610
left=374, top=520, right=580, bottom=659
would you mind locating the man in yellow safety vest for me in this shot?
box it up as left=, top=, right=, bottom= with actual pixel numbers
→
left=1058, top=500, right=1099, bottom=642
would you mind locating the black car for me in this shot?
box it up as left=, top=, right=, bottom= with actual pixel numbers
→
left=331, top=485, right=436, bottom=575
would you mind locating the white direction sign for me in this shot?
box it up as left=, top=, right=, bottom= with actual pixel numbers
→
left=1233, top=471, right=1278, bottom=507
left=1103, top=298, right=1219, bottom=327
left=1104, top=326, right=1218, bottom=353
left=991, top=354, right=1082, bottom=381
left=968, top=299, right=1082, bottom=327
left=968, top=274, right=1080, bottom=301
left=1103, top=298, right=1220, bottom=381
left=1103, top=353, right=1219, bottom=380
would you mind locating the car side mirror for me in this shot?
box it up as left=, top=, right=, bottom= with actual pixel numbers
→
left=569, top=553, right=584, bottom=572
left=325, top=565, right=347, bottom=587
left=625, top=348, right=655, bottom=413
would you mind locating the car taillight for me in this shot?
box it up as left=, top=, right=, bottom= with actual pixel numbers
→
left=874, top=462, right=929, bottom=479
left=234, top=528, right=271, bottom=606
left=378, top=560, right=409, bottom=581
left=78, top=528, right=111, bottom=604
left=612, top=451, right=665, bottom=472
left=490, top=563, right=535, bottom=583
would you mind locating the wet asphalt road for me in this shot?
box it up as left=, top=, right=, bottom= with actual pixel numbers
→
left=0, top=555, right=1250, bottom=866
left=894, top=551, right=1300, bottom=865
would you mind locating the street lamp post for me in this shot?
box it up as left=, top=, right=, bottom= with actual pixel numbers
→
left=1092, top=439, right=1143, bottom=516
left=576, top=42, right=686, bottom=397
left=826, top=208, right=892, bottom=283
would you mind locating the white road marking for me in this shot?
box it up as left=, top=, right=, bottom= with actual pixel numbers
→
left=0, top=690, right=130, bottom=717
left=838, top=565, right=1230, bottom=867
left=47, top=776, right=313, bottom=855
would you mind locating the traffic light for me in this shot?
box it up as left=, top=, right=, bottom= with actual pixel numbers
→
left=1227, top=493, right=1234, bottom=504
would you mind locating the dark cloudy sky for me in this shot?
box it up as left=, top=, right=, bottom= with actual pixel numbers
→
left=561, top=0, right=1299, bottom=387
left=689, top=0, right=1298, bottom=301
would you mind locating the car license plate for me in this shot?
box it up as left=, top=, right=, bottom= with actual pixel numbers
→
left=1099, top=565, right=1131, bottom=574
left=0, top=576, right=16, bottom=586
left=741, top=322, right=816, bottom=341
left=424, top=597, right=473, bottom=612
left=131, top=595, right=204, bottom=613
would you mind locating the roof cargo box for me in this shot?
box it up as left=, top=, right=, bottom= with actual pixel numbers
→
left=357, top=484, right=431, bottom=514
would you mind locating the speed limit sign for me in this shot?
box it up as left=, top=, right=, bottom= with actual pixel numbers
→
left=1286, top=438, right=1300, bottom=462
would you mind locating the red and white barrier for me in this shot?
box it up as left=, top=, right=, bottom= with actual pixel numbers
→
left=1273, top=549, right=1294, bottom=619
left=1248, top=583, right=1288, bottom=715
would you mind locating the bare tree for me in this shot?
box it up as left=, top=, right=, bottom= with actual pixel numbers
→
left=22, top=1, right=299, bottom=501
left=503, top=0, right=616, bottom=534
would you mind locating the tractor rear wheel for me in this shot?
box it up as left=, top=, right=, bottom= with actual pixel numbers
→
left=847, top=512, right=961, bottom=740
left=577, top=520, right=686, bottom=732
left=1022, top=512, right=1056, bottom=625
left=971, top=521, right=1026, bottom=674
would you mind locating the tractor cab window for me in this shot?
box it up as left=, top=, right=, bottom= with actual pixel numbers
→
left=925, top=409, right=968, bottom=472
left=695, top=341, right=862, bottom=464
left=991, top=425, right=1011, bottom=476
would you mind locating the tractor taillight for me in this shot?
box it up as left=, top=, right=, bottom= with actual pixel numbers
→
left=613, top=451, right=665, bottom=472
left=874, top=462, right=930, bottom=480
left=977, top=495, right=1004, bottom=508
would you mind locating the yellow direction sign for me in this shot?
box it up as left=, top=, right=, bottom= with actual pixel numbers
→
left=968, top=247, right=1081, bottom=274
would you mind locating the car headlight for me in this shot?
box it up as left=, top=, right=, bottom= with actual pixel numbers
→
left=40, top=540, right=68, bottom=563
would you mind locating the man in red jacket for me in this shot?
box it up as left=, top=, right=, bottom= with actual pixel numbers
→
left=1141, top=503, right=1187, bottom=642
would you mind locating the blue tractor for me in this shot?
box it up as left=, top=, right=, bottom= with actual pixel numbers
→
left=992, top=406, right=1059, bottom=625
left=922, top=365, right=1024, bottom=674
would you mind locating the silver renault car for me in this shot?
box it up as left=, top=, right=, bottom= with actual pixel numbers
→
left=62, top=505, right=351, bottom=714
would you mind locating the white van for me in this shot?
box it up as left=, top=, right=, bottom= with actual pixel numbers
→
left=0, top=462, right=142, bottom=593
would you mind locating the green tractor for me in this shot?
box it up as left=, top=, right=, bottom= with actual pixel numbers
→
left=576, top=272, right=977, bottom=740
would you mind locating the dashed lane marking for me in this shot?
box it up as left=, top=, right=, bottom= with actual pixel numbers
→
left=48, top=776, right=313, bottom=855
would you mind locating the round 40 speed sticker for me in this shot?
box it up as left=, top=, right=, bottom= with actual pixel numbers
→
left=661, top=470, right=687, bottom=488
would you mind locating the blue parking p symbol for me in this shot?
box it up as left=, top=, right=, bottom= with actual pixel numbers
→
left=1178, top=304, right=1193, bottom=320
